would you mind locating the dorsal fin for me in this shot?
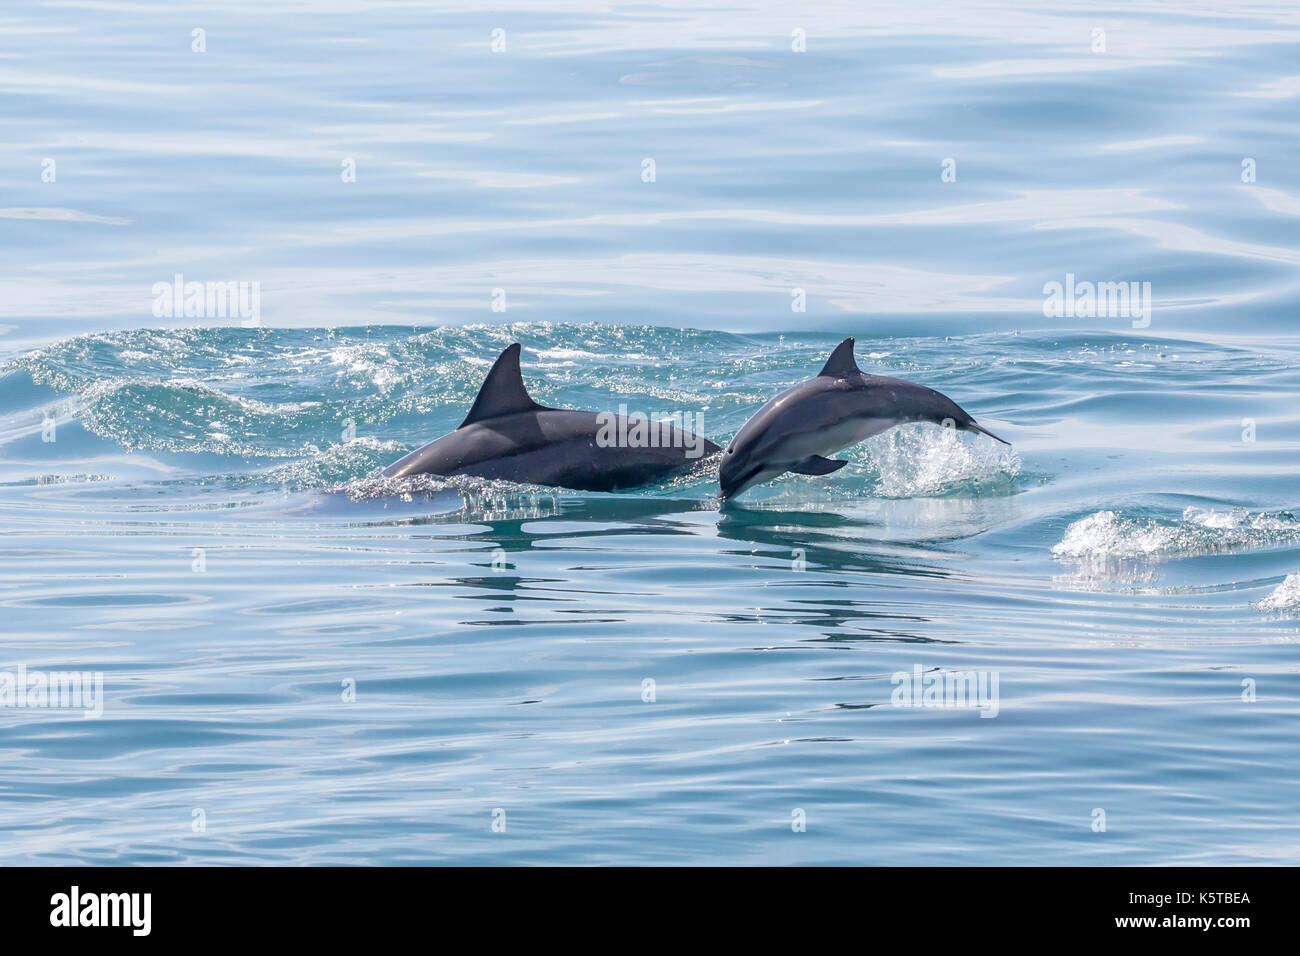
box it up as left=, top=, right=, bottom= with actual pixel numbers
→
left=818, top=337, right=860, bottom=378
left=459, top=343, right=544, bottom=427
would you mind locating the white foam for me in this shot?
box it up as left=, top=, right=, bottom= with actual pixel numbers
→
left=1257, top=574, right=1300, bottom=612
left=1053, top=506, right=1300, bottom=561
left=1052, top=510, right=1181, bottom=558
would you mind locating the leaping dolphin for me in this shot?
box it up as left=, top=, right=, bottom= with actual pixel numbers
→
left=382, top=343, right=719, bottom=492
left=718, top=337, right=1008, bottom=500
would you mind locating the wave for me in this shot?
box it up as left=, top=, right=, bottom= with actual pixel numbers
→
left=1, top=323, right=1026, bottom=499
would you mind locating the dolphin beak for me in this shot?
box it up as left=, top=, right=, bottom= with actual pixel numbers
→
left=719, top=461, right=763, bottom=500
left=966, top=422, right=1010, bottom=445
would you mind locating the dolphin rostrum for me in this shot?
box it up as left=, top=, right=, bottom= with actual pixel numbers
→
left=382, top=343, right=719, bottom=492
left=718, top=337, right=1008, bottom=500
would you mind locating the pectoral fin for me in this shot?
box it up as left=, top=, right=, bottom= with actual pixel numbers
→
left=789, top=455, right=849, bottom=476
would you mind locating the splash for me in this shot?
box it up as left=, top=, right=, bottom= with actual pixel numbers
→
left=1053, top=506, right=1300, bottom=561
left=335, top=471, right=568, bottom=523
left=1256, top=574, right=1300, bottom=613
left=861, top=424, right=1021, bottom=498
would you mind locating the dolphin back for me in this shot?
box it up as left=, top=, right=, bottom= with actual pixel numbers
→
left=382, top=342, right=720, bottom=490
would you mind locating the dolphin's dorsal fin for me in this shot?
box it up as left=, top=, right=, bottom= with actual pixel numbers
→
left=818, top=337, right=860, bottom=378
left=459, top=343, right=544, bottom=427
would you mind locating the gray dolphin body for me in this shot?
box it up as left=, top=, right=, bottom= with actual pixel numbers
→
left=718, top=337, right=1008, bottom=500
left=382, top=343, right=719, bottom=492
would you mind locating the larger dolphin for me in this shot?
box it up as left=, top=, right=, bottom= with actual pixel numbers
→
left=718, top=337, right=1008, bottom=499
left=382, top=343, right=718, bottom=492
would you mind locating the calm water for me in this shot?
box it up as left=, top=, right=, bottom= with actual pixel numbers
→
left=2, top=2, right=1299, bottom=865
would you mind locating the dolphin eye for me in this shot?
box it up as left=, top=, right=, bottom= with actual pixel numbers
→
left=727, top=448, right=734, bottom=454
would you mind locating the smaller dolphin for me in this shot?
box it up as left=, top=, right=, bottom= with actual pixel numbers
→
left=382, top=343, right=718, bottom=492
left=718, top=337, right=1008, bottom=500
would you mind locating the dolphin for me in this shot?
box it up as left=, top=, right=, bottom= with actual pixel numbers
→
left=718, top=337, right=1008, bottom=500
left=382, top=343, right=719, bottom=492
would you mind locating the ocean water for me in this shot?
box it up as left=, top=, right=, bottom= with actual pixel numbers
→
left=2, top=1, right=1300, bottom=865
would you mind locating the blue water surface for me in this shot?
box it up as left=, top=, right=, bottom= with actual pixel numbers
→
left=1, top=1, right=1299, bottom=865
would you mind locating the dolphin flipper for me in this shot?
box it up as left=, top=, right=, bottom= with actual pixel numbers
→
left=789, top=454, right=849, bottom=476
